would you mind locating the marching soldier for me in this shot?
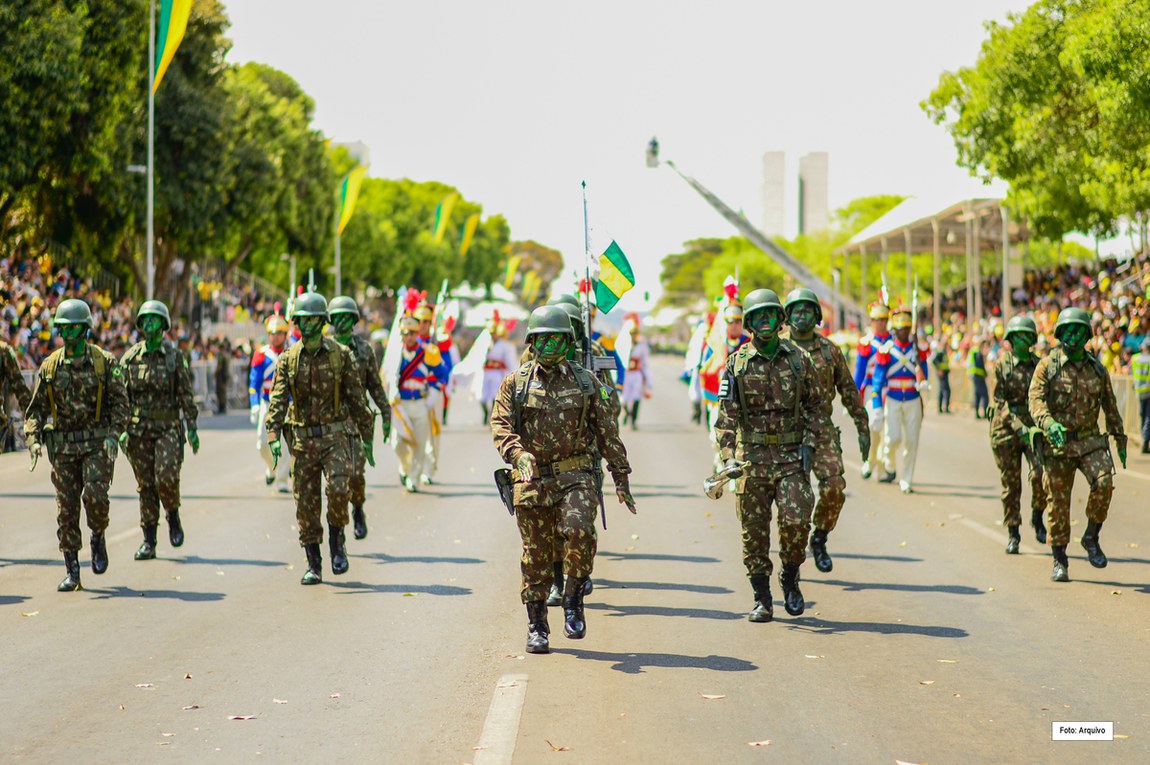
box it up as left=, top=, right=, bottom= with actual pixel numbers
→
left=989, top=315, right=1048, bottom=553
left=783, top=288, right=869, bottom=572
left=250, top=313, right=292, bottom=491
left=119, top=301, right=200, bottom=561
left=491, top=306, right=635, bottom=654
left=265, top=293, right=375, bottom=585
left=870, top=307, right=929, bottom=494
left=1028, top=307, right=1127, bottom=582
left=390, top=315, right=447, bottom=492
left=715, top=289, right=822, bottom=622
left=24, top=299, right=130, bottom=591
left=1, top=334, right=33, bottom=449
left=854, top=301, right=892, bottom=478
left=329, top=296, right=392, bottom=540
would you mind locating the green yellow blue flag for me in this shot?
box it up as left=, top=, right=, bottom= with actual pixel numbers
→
left=594, top=240, right=634, bottom=314
left=338, top=167, right=367, bottom=235
left=433, top=193, right=458, bottom=244
left=460, top=213, right=480, bottom=257
left=153, top=0, right=193, bottom=94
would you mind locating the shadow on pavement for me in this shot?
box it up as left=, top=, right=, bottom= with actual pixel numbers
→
left=354, top=552, right=485, bottom=565
left=0, top=595, right=32, bottom=606
left=327, top=582, right=472, bottom=596
left=599, top=551, right=720, bottom=564
left=550, top=648, right=758, bottom=674
left=1076, top=578, right=1150, bottom=595
left=426, top=490, right=500, bottom=499
left=814, top=579, right=985, bottom=596
left=633, top=490, right=698, bottom=499
left=586, top=602, right=744, bottom=620
left=0, top=557, right=63, bottom=568
left=829, top=553, right=924, bottom=563
left=176, top=555, right=288, bottom=568
left=592, top=578, right=734, bottom=595
left=786, top=617, right=969, bottom=638
left=87, top=586, right=226, bottom=602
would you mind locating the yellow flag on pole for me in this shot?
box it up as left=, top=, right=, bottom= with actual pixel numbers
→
left=460, top=213, right=480, bottom=257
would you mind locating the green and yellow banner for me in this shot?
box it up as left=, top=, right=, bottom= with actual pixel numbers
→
left=433, top=193, right=458, bottom=244
left=594, top=240, right=634, bottom=314
left=460, top=213, right=480, bottom=257
left=337, top=167, right=367, bottom=234
left=502, top=256, right=522, bottom=289
left=153, top=0, right=193, bottom=94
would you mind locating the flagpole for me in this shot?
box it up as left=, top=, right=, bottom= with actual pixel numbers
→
left=335, top=231, right=342, bottom=294
left=146, top=0, right=156, bottom=301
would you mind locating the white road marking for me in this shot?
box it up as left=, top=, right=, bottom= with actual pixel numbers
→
left=958, top=517, right=1039, bottom=555
left=472, top=674, right=528, bottom=765
left=1117, top=467, right=1150, bottom=482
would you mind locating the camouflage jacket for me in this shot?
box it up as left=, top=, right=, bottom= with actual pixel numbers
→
left=24, top=343, right=130, bottom=449
left=1, top=340, right=32, bottom=431
left=121, top=341, right=198, bottom=435
left=265, top=337, right=374, bottom=443
left=339, top=333, right=391, bottom=436
left=1028, top=347, right=1126, bottom=458
left=990, top=350, right=1038, bottom=445
left=714, top=339, right=823, bottom=476
left=788, top=333, right=868, bottom=441
left=490, top=360, right=631, bottom=486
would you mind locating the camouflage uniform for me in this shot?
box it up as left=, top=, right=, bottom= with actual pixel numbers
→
left=1028, top=348, right=1126, bottom=548
left=265, top=338, right=374, bottom=545
left=789, top=334, right=868, bottom=533
left=1, top=339, right=33, bottom=439
left=989, top=349, right=1047, bottom=529
left=339, top=333, right=391, bottom=506
left=490, top=360, right=630, bottom=603
left=24, top=344, right=130, bottom=551
left=121, top=341, right=198, bottom=527
left=714, top=341, right=822, bottom=576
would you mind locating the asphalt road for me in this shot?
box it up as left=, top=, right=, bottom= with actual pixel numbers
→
left=2, top=354, right=1148, bottom=764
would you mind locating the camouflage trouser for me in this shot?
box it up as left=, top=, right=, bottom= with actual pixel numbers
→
left=734, top=470, right=814, bottom=576
left=125, top=425, right=185, bottom=525
left=349, top=434, right=367, bottom=506
left=50, top=443, right=115, bottom=552
left=514, top=471, right=598, bottom=603
left=1044, top=447, right=1115, bottom=547
left=991, top=436, right=1047, bottom=528
left=811, top=432, right=847, bottom=533
left=291, top=431, right=353, bottom=545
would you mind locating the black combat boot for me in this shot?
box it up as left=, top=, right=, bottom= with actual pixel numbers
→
left=583, top=577, right=593, bottom=595
left=1051, top=545, right=1070, bottom=582
left=167, top=509, right=184, bottom=548
left=134, top=524, right=158, bottom=561
left=329, top=525, right=349, bottom=575
left=90, top=532, right=108, bottom=575
left=301, top=543, right=323, bottom=585
left=58, top=551, right=82, bottom=592
left=1031, top=508, right=1047, bottom=544
left=546, top=562, right=563, bottom=607
left=878, top=471, right=897, bottom=484
left=562, top=577, right=588, bottom=639
left=1080, top=521, right=1107, bottom=568
left=525, top=600, right=550, bottom=654
left=351, top=504, right=368, bottom=540
left=810, top=529, right=833, bottom=572
left=1005, top=526, right=1021, bottom=555
left=779, top=564, right=805, bottom=616
left=481, top=403, right=489, bottom=426
left=630, top=402, right=640, bottom=430
left=748, top=574, right=773, bottom=623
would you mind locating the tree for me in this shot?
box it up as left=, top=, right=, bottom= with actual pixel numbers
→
left=701, top=237, right=787, bottom=299
left=658, top=238, right=723, bottom=306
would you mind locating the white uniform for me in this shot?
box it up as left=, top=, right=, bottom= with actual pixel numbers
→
left=621, top=338, right=651, bottom=404
left=481, top=337, right=518, bottom=404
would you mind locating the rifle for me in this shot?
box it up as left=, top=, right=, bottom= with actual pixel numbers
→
left=581, top=181, right=607, bottom=531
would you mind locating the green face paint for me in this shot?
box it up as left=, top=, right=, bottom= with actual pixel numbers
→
left=332, top=315, right=355, bottom=337
left=298, top=316, right=325, bottom=340
left=788, top=303, right=817, bottom=334
left=749, top=308, right=782, bottom=341
left=1059, top=324, right=1089, bottom=353
left=1009, top=332, right=1036, bottom=357
left=140, top=315, right=165, bottom=343
left=532, top=333, right=569, bottom=366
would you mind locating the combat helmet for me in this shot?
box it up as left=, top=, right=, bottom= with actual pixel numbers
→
left=53, top=298, right=94, bottom=329
left=1003, top=315, right=1038, bottom=341
left=292, top=292, right=328, bottom=319
left=1053, top=307, right=1091, bottom=340
left=136, top=300, right=171, bottom=331
left=546, top=293, right=580, bottom=309
left=328, top=295, right=360, bottom=320
left=526, top=305, right=574, bottom=338
left=784, top=288, right=822, bottom=323
left=743, top=289, right=784, bottom=322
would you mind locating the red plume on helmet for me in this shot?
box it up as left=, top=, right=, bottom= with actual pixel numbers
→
left=723, top=276, right=739, bottom=303
left=402, top=289, right=422, bottom=316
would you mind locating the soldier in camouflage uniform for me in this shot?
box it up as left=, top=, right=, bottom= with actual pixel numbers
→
left=715, top=289, right=822, bottom=622
left=989, top=315, right=1048, bottom=554
left=329, top=296, right=392, bottom=540
left=1, top=336, right=33, bottom=446
left=265, top=293, right=376, bottom=585
left=24, top=299, right=130, bottom=591
left=491, top=305, right=635, bottom=654
left=118, top=301, right=200, bottom=561
left=783, top=288, right=869, bottom=573
left=1028, top=307, right=1128, bottom=582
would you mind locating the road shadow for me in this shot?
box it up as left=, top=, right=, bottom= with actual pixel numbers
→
left=0, top=595, right=32, bottom=606
left=814, top=579, right=984, bottom=596
left=1074, top=578, right=1150, bottom=595
left=828, top=553, right=924, bottom=563
left=354, top=552, right=485, bottom=565
left=426, top=490, right=500, bottom=499
left=550, top=648, right=758, bottom=674
left=786, top=617, right=969, bottom=638
left=0, top=557, right=62, bottom=568
left=586, top=602, right=744, bottom=621
left=327, top=582, right=472, bottom=596
left=175, top=555, right=288, bottom=568
left=593, top=578, right=734, bottom=595
left=87, top=587, right=226, bottom=602
left=598, top=551, right=720, bottom=564
left=633, top=490, right=699, bottom=499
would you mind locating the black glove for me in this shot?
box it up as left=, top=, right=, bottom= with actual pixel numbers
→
left=800, top=445, right=814, bottom=473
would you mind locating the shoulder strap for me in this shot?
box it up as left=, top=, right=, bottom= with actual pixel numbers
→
left=121, top=343, right=144, bottom=367
left=786, top=344, right=804, bottom=424
left=90, top=345, right=107, bottom=423
left=511, top=363, right=534, bottom=433
left=42, top=348, right=66, bottom=422
left=571, top=363, right=595, bottom=433
left=285, top=344, right=301, bottom=406
left=1049, top=348, right=1064, bottom=381
left=328, top=340, right=343, bottom=413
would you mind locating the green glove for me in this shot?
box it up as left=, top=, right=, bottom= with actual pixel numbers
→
left=118, top=431, right=129, bottom=448
left=381, top=419, right=391, bottom=442
left=858, top=433, right=871, bottom=463
left=516, top=452, right=537, bottom=481
left=270, top=439, right=282, bottom=470
left=362, top=440, right=375, bottom=467
left=1046, top=422, right=1067, bottom=449
left=1117, top=444, right=1127, bottom=469
left=616, top=488, right=637, bottom=514
left=188, top=428, right=200, bottom=455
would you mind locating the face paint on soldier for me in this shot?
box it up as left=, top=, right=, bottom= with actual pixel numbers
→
left=749, top=309, right=782, bottom=340
left=297, top=316, right=325, bottom=341
left=532, top=333, right=569, bottom=366
left=1010, top=332, right=1037, bottom=358
left=332, top=315, right=355, bottom=338
left=58, top=323, right=88, bottom=355
left=788, top=303, right=817, bottom=336
left=1059, top=324, right=1090, bottom=356
left=140, top=315, right=165, bottom=346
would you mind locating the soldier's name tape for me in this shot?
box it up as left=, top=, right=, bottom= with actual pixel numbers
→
left=1052, top=722, right=1114, bottom=741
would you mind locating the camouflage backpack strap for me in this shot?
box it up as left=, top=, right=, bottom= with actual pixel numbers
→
left=731, top=347, right=752, bottom=430
left=90, top=344, right=107, bottom=423
left=570, top=362, right=596, bottom=433
left=284, top=343, right=302, bottom=410
left=1086, top=353, right=1109, bottom=383
left=819, top=337, right=835, bottom=369
left=163, top=343, right=180, bottom=405
left=41, top=347, right=67, bottom=422
left=1048, top=347, right=1064, bottom=382
left=328, top=340, right=344, bottom=413
left=999, top=350, right=1015, bottom=381
left=786, top=343, right=804, bottom=425
left=511, top=363, right=534, bottom=434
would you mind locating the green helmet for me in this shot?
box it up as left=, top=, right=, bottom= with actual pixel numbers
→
left=136, top=300, right=171, bottom=331
left=555, top=302, right=585, bottom=332
left=1003, top=315, right=1037, bottom=340
left=743, top=289, right=784, bottom=322
left=1053, top=307, right=1091, bottom=339
left=526, top=305, right=574, bottom=338
left=53, top=298, right=94, bottom=328
left=292, top=292, right=329, bottom=319
left=783, top=288, right=822, bottom=323
left=328, top=295, right=360, bottom=319
left=546, top=293, right=580, bottom=309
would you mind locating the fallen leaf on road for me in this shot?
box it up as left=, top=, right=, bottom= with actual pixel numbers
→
left=1111, top=590, right=1122, bottom=595
left=919, top=681, right=935, bottom=685
left=747, top=740, right=772, bottom=747
left=159, top=742, right=170, bottom=747
left=987, top=587, right=996, bottom=592
left=1126, top=543, right=1139, bottom=548
left=699, top=694, right=725, bottom=700
left=228, top=715, right=256, bottom=721
left=630, top=534, right=639, bottom=540
left=330, top=693, right=341, bottom=699
left=171, top=575, right=181, bottom=581
left=402, top=593, right=416, bottom=597
left=136, top=683, right=155, bottom=689
left=273, top=699, right=287, bottom=705
left=184, top=673, right=192, bottom=679
left=161, top=733, right=175, bottom=737
left=624, top=546, right=635, bottom=551
left=704, top=512, right=712, bottom=518
left=804, top=655, right=825, bottom=659
left=896, top=761, right=926, bottom=765
left=545, top=740, right=570, bottom=752
left=1115, top=734, right=1129, bottom=739
left=20, top=611, right=39, bottom=617
left=936, top=659, right=958, bottom=664
left=898, top=541, right=907, bottom=548
left=497, top=681, right=520, bottom=689
left=118, top=705, right=125, bottom=711
left=216, top=571, right=225, bottom=576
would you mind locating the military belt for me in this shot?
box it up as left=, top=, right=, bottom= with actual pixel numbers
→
left=514, top=454, right=594, bottom=481
left=132, top=406, right=180, bottom=421
left=738, top=430, right=801, bottom=446
left=49, top=427, right=112, bottom=444
left=1062, top=429, right=1100, bottom=442
left=291, top=420, right=349, bottom=438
